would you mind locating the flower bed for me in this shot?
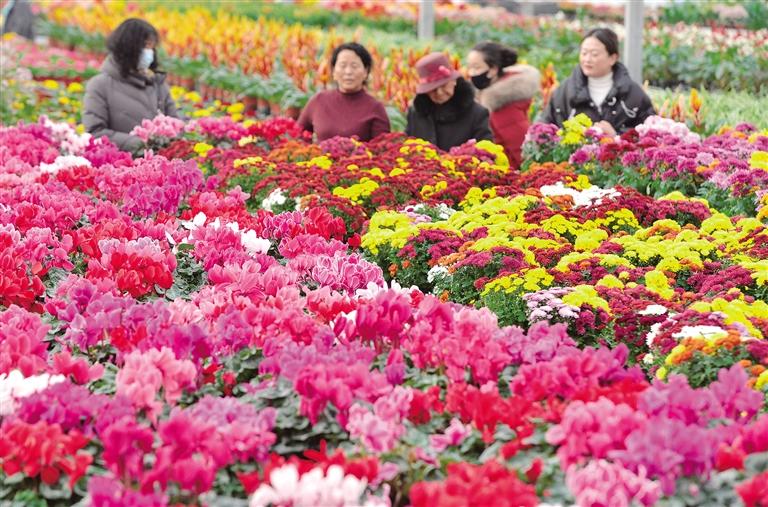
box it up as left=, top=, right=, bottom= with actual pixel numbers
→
left=523, top=114, right=768, bottom=219
left=1, top=116, right=767, bottom=506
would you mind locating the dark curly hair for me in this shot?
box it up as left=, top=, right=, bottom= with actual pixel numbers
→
left=106, top=18, right=159, bottom=77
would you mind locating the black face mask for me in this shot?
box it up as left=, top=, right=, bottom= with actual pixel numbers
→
left=471, top=70, right=492, bottom=90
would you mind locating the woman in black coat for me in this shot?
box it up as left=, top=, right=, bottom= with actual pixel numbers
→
left=541, top=28, right=655, bottom=135
left=405, top=52, right=492, bottom=151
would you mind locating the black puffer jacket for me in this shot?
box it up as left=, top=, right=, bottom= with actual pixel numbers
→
left=405, top=78, right=492, bottom=151
left=540, top=62, right=655, bottom=133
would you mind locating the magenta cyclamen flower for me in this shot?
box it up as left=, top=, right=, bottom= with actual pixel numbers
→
left=0, top=304, right=50, bottom=377
left=94, top=154, right=203, bottom=216
left=430, top=417, right=473, bottom=452
left=347, top=386, right=412, bottom=453
left=546, top=398, right=648, bottom=467
left=185, top=396, right=278, bottom=462
left=566, top=460, right=662, bottom=507
left=510, top=345, right=644, bottom=402
left=101, top=418, right=155, bottom=481
left=115, top=347, right=196, bottom=420
left=129, top=114, right=186, bottom=143
left=141, top=410, right=232, bottom=494
left=503, top=321, right=578, bottom=365
left=185, top=116, right=248, bottom=141
left=89, top=475, right=168, bottom=507
left=402, top=295, right=516, bottom=384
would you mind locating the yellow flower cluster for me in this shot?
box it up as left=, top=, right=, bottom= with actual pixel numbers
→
left=559, top=113, right=593, bottom=146
left=561, top=285, right=612, bottom=314
left=420, top=181, right=448, bottom=199
left=482, top=268, right=554, bottom=295
left=361, top=211, right=420, bottom=255
left=400, top=139, right=440, bottom=159
left=298, top=155, right=333, bottom=170
left=332, top=178, right=380, bottom=204
left=193, top=142, right=214, bottom=158
left=475, top=140, right=510, bottom=170
left=749, top=150, right=768, bottom=172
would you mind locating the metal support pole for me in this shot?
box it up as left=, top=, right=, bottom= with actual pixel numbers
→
left=624, top=0, right=644, bottom=83
left=418, top=0, right=434, bottom=40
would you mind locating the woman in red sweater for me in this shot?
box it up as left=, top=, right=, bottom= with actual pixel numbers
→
left=466, top=42, right=540, bottom=169
left=297, top=42, right=390, bottom=142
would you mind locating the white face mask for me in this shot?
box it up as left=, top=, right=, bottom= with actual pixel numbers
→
left=138, top=48, right=154, bottom=71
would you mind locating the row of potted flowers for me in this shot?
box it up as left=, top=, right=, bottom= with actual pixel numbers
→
left=523, top=114, right=768, bottom=219
left=36, top=0, right=768, bottom=117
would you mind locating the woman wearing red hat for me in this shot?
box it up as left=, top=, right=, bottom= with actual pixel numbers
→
left=467, top=42, right=540, bottom=169
left=405, top=52, right=492, bottom=151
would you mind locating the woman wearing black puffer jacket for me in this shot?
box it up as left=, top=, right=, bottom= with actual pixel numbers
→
left=541, top=27, right=655, bottom=136
left=405, top=52, right=492, bottom=151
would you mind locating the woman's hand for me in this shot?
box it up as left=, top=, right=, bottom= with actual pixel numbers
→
left=595, top=120, right=617, bottom=136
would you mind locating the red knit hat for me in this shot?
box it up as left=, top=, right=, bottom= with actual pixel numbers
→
left=415, top=52, right=462, bottom=94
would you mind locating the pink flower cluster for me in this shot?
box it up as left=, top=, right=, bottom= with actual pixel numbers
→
left=547, top=364, right=764, bottom=494
left=130, top=114, right=186, bottom=143
left=115, top=347, right=196, bottom=420
left=347, top=386, right=412, bottom=453
left=566, top=459, right=662, bottom=507
left=0, top=305, right=49, bottom=376
left=186, top=116, right=248, bottom=141
left=94, top=154, right=203, bottom=216
left=86, top=237, right=176, bottom=298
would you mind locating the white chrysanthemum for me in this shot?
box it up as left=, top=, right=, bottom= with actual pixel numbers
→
left=672, top=325, right=728, bottom=340
left=638, top=304, right=668, bottom=316
left=262, top=188, right=288, bottom=212
left=539, top=182, right=621, bottom=208
left=427, top=265, right=450, bottom=284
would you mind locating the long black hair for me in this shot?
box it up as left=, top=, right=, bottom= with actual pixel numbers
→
left=106, top=18, right=159, bottom=77
left=472, top=41, right=518, bottom=75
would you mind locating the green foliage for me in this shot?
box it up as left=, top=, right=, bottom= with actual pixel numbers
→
left=158, top=247, right=208, bottom=301
left=669, top=348, right=751, bottom=389
left=478, top=289, right=529, bottom=328
left=648, top=87, right=768, bottom=136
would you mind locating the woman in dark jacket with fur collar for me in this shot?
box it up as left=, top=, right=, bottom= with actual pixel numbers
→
left=541, top=28, right=655, bottom=136
left=405, top=52, right=492, bottom=151
left=467, top=42, right=540, bottom=169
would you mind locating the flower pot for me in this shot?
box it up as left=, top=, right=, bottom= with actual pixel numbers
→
left=269, top=102, right=281, bottom=117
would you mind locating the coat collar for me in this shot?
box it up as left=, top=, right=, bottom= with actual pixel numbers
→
left=413, top=78, right=476, bottom=123
left=478, top=64, right=540, bottom=112
left=102, top=55, right=167, bottom=89
left=568, top=61, right=633, bottom=107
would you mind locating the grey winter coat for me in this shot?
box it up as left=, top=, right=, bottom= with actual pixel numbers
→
left=540, top=62, right=655, bottom=133
left=83, top=55, right=179, bottom=152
